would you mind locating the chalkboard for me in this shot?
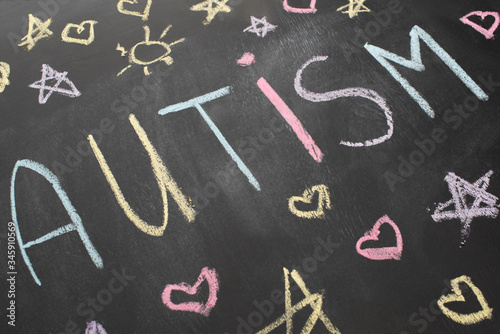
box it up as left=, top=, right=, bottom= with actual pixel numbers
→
left=2, top=0, right=500, bottom=333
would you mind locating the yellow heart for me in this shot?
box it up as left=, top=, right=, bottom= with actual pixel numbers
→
left=288, top=185, right=331, bottom=219
left=437, top=275, right=493, bottom=325
left=117, top=0, right=152, bottom=21
left=61, top=20, right=98, bottom=45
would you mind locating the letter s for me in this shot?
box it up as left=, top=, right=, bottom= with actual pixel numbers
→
left=295, top=56, right=394, bottom=147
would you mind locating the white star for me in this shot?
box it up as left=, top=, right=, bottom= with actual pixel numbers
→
left=243, top=16, right=277, bottom=37
left=29, top=64, right=80, bottom=104
left=432, top=170, right=499, bottom=243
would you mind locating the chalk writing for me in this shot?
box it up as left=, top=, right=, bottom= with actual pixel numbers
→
left=356, top=215, right=403, bottom=260
left=257, top=77, right=324, bottom=163
left=88, top=113, right=196, bottom=236
left=337, top=0, right=370, bottom=18
left=117, top=0, right=152, bottom=21
left=256, top=267, right=341, bottom=333
left=85, top=321, right=108, bottom=334
left=29, top=64, right=81, bottom=104
left=365, top=25, right=488, bottom=118
left=431, top=170, right=499, bottom=242
left=162, top=267, right=219, bottom=317
left=0, top=62, right=10, bottom=93
left=243, top=16, right=277, bottom=37
left=10, top=159, right=103, bottom=286
left=18, top=14, right=53, bottom=51
left=158, top=86, right=261, bottom=191
left=61, top=20, right=98, bottom=45
left=437, top=275, right=493, bottom=325
left=288, top=185, right=331, bottom=219
left=460, top=11, right=500, bottom=40
left=236, top=52, right=256, bottom=67
left=190, top=0, right=231, bottom=25
left=295, top=56, right=394, bottom=147
left=116, top=25, right=184, bottom=76
left=283, top=0, right=317, bottom=14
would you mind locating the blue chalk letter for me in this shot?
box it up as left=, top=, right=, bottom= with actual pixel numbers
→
left=10, top=159, right=103, bottom=286
left=365, top=25, right=488, bottom=118
left=158, top=86, right=261, bottom=191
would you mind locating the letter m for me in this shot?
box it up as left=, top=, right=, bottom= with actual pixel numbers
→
left=364, top=25, right=488, bottom=118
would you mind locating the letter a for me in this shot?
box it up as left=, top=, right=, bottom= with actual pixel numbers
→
left=10, top=159, right=103, bottom=286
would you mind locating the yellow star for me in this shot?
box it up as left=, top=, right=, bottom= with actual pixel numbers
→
left=190, top=0, right=231, bottom=25
left=18, top=14, right=53, bottom=51
left=337, top=0, right=370, bottom=18
left=256, top=268, right=341, bottom=334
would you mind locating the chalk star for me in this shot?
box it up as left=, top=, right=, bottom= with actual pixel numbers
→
left=243, top=16, right=277, bottom=37
left=432, top=170, right=499, bottom=242
left=256, top=268, right=340, bottom=334
left=29, top=64, right=81, bottom=104
left=18, top=14, right=53, bottom=51
left=337, top=0, right=370, bottom=18
left=190, top=0, right=231, bottom=25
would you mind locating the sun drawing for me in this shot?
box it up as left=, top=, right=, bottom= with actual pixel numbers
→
left=116, top=25, right=185, bottom=76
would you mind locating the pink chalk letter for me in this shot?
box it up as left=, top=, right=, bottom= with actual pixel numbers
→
left=257, top=77, right=324, bottom=163
left=283, top=0, right=317, bottom=14
left=356, top=215, right=403, bottom=260
left=460, top=11, right=500, bottom=40
left=162, top=267, right=219, bottom=317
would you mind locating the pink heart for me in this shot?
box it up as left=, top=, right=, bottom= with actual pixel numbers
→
left=161, top=267, right=219, bottom=317
left=236, top=52, right=256, bottom=67
left=460, top=11, right=500, bottom=39
left=356, top=215, right=403, bottom=260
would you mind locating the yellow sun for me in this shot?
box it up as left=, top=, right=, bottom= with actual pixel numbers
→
left=116, top=25, right=185, bottom=76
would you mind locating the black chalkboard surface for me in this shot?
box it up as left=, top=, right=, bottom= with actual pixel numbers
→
left=2, top=0, right=500, bottom=333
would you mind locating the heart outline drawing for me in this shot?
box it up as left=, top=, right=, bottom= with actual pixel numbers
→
left=356, top=215, right=403, bottom=260
left=437, top=275, right=493, bottom=325
left=460, top=11, right=500, bottom=39
left=288, top=184, right=331, bottom=219
left=162, top=267, right=219, bottom=317
left=117, top=0, right=152, bottom=21
left=61, top=20, right=98, bottom=45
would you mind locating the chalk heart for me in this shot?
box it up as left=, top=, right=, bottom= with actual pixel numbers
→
left=117, top=0, right=152, bottom=21
left=460, top=11, right=500, bottom=39
left=437, top=275, right=493, bottom=325
left=288, top=184, right=331, bottom=219
left=162, top=267, right=219, bottom=317
left=61, top=20, right=97, bottom=45
left=356, top=215, right=403, bottom=260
